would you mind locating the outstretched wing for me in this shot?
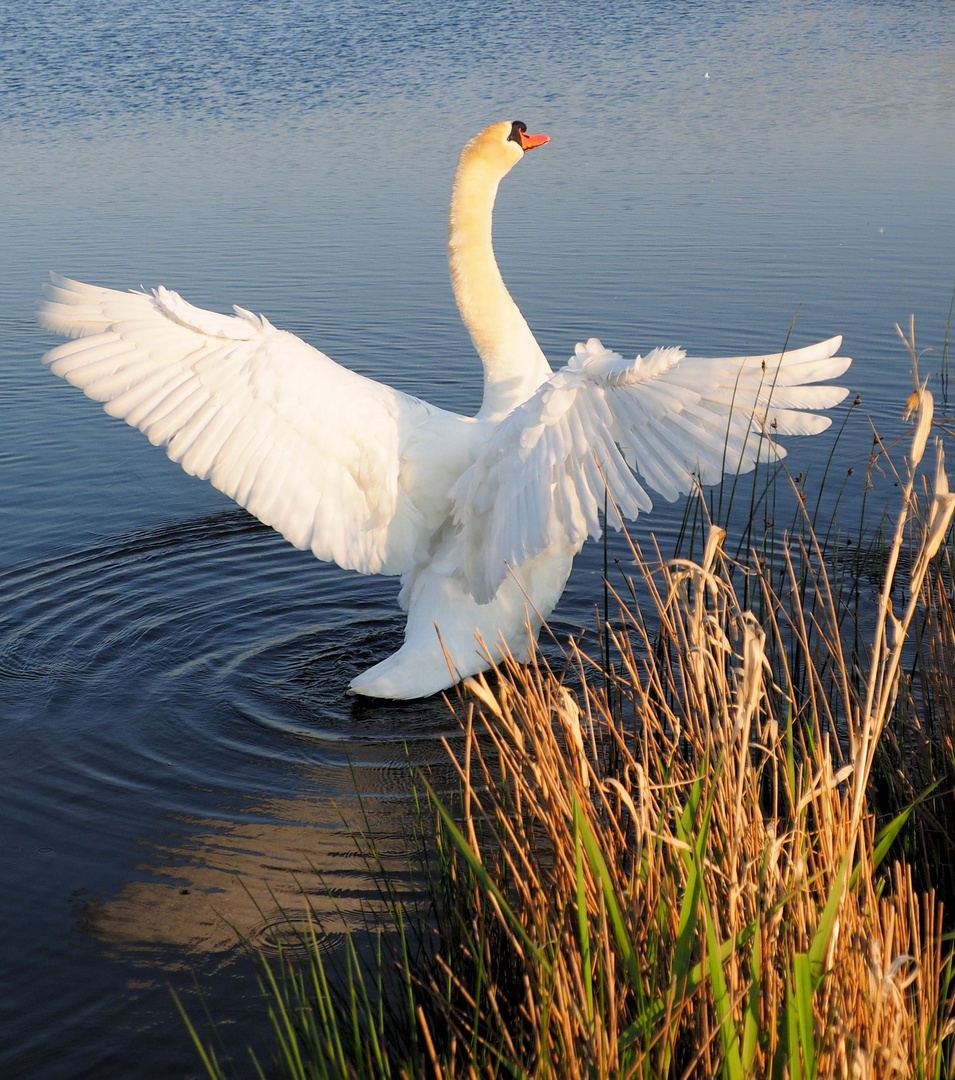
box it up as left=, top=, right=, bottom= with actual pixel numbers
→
left=38, top=273, right=467, bottom=576
left=451, top=335, right=851, bottom=603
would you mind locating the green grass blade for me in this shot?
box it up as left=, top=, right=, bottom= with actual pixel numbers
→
left=675, top=773, right=705, bottom=869
left=574, top=817, right=595, bottom=1026
left=808, top=850, right=849, bottom=983
left=793, top=952, right=816, bottom=1080
left=850, top=784, right=937, bottom=891
left=672, top=839, right=702, bottom=999
left=672, top=774, right=712, bottom=998
left=782, top=989, right=804, bottom=1080
left=741, top=914, right=762, bottom=1073
left=426, top=780, right=540, bottom=959
left=698, top=858, right=743, bottom=1080
left=171, top=988, right=228, bottom=1080
left=573, top=795, right=641, bottom=991
left=871, top=805, right=913, bottom=876
left=260, top=954, right=309, bottom=1079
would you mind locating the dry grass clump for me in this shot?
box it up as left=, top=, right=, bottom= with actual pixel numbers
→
left=183, top=322, right=955, bottom=1078
left=409, top=337, right=955, bottom=1077
left=426, top=539, right=950, bottom=1077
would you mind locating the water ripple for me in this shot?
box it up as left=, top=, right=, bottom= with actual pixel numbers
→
left=0, top=509, right=460, bottom=797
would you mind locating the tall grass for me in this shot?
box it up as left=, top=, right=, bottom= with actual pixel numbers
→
left=183, top=324, right=955, bottom=1078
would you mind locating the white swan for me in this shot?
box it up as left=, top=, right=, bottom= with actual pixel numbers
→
left=37, top=120, right=851, bottom=700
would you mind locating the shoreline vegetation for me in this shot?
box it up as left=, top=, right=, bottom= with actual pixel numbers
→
left=181, top=317, right=955, bottom=1078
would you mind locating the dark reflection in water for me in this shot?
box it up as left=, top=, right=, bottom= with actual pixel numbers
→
left=0, top=512, right=466, bottom=1077
left=2, top=0, right=954, bottom=1075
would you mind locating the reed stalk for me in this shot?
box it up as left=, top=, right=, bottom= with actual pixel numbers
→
left=184, top=320, right=955, bottom=1079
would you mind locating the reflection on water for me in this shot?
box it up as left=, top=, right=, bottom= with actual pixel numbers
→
left=0, top=512, right=465, bottom=1076
left=2, top=0, right=955, bottom=1075
left=79, top=785, right=430, bottom=959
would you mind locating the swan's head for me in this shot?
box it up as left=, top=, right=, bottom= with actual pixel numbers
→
left=457, top=120, right=550, bottom=181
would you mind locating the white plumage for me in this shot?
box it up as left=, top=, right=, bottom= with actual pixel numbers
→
left=38, top=120, right=851, bottom=699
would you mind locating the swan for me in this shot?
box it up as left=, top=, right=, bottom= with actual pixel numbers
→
left=37, top=120, right=851, bottom=700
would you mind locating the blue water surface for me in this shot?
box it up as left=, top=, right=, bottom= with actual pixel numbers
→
left=1, top=1, right=954, bottom=1076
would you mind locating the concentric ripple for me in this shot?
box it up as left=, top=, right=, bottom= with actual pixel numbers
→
left=0, top=508, right=461, bottom=771
left=0, top=510, right=467, bottom=974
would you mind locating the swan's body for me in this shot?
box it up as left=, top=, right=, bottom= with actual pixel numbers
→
left=38, top=121, right=851, bottom=699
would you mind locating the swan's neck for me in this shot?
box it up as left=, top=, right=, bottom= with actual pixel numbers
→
left=449, top=156, right=552, bottom=421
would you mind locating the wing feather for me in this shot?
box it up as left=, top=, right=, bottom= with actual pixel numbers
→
left=39, top=273, right=470, bottom=576
left=452, top=336, right=851, bottom=602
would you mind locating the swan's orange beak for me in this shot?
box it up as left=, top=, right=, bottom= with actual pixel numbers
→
left=519, top=130, right=550, bottom=151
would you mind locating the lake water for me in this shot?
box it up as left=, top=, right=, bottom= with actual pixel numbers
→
left=2, top=1, right=954, bottom=1076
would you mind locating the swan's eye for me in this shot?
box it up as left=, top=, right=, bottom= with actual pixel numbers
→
left=507, top=121, right=527, bottom=145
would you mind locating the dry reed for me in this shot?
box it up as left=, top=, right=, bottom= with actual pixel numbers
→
left=184, top=323, right=955, bottom=1079
left=411, top=351, right=955, bottom=1078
